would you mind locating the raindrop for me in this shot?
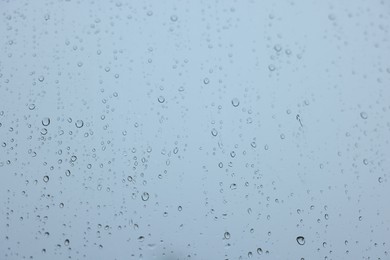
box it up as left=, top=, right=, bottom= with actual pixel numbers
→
left=296, top=236, right=305, bottom=245
left=360, top=112, right=368, bottom=119
left=231, top=98, right=240, bottom=107
left=43, top=176, right=49, bottom=183
left=257, top=248, right=263, bottom=255
left=158, top=96, right=165, bottom=103
left=141, top=192, right=149, bottom=201
left=211, top=128, right=218, bottom=136
left=224, top=232, right=231, bottom=239
left=170, top=15, right=178, bottom=22
left=42, top=117, right=50, bottom=126
left=40, top=128, right=48, bottom=135
left=274, top=44, right=282, bottom=52
left=203, top=78, right=210, bottom=84
left=75, top=120, right=84, bottom=128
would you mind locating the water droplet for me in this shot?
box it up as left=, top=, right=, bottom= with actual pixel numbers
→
left=42, top=117, right=50, bottom=126
left=257, top=248, right=263, bottom=255
left=75, top=120, right=84, bottom=128
left=211, top=128, right=218, bottom=136
left=40, top=128, right=48, bottom=135
left=158, top=96, right=165, bottom=103
left=360, top=112, right=368, bottom=119
left=231, top=98, right=240, bottom=107
left=38, top=76, right=45, bottom=82
left=141, top=192, right=149, bottom=201
left=64, top=239, right=70, bottom=246
left=224, top=232, right=231, bottom=239
left=296, top=236, right=305, bottom=245
left=43, top=176, right=49, bottom=183
left=65, top=170, right=71, bottom=177
left=268, top=64, right=275, bottom=71
left=203, top=78, right=210, bottom=84
left=28, top=104, right=35, bottom=110
left=170, top=15, right=178, bottom=22
left=274, top=44, right=282, bottom=52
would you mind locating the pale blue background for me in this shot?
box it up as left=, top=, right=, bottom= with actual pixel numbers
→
left=1, top=0, right=390, bottom=259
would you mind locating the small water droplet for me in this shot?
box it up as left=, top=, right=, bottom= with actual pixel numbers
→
left=296, top=236, right=305, bottom=245
left=224, top=232, right=231, bottom=239
left=75, top=120, right=84, bottom=128
left=42, top=117, right=50, bottom=126
left=141, top=192, right=149, bottom=201
left=360, top=112, right=368, bottom=119
left=231, top=98, right=240, bottom=107
left=43, top=176, right=49, bottom=183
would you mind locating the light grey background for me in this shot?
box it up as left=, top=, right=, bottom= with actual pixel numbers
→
left=1, top=0, right=390, bottom=259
